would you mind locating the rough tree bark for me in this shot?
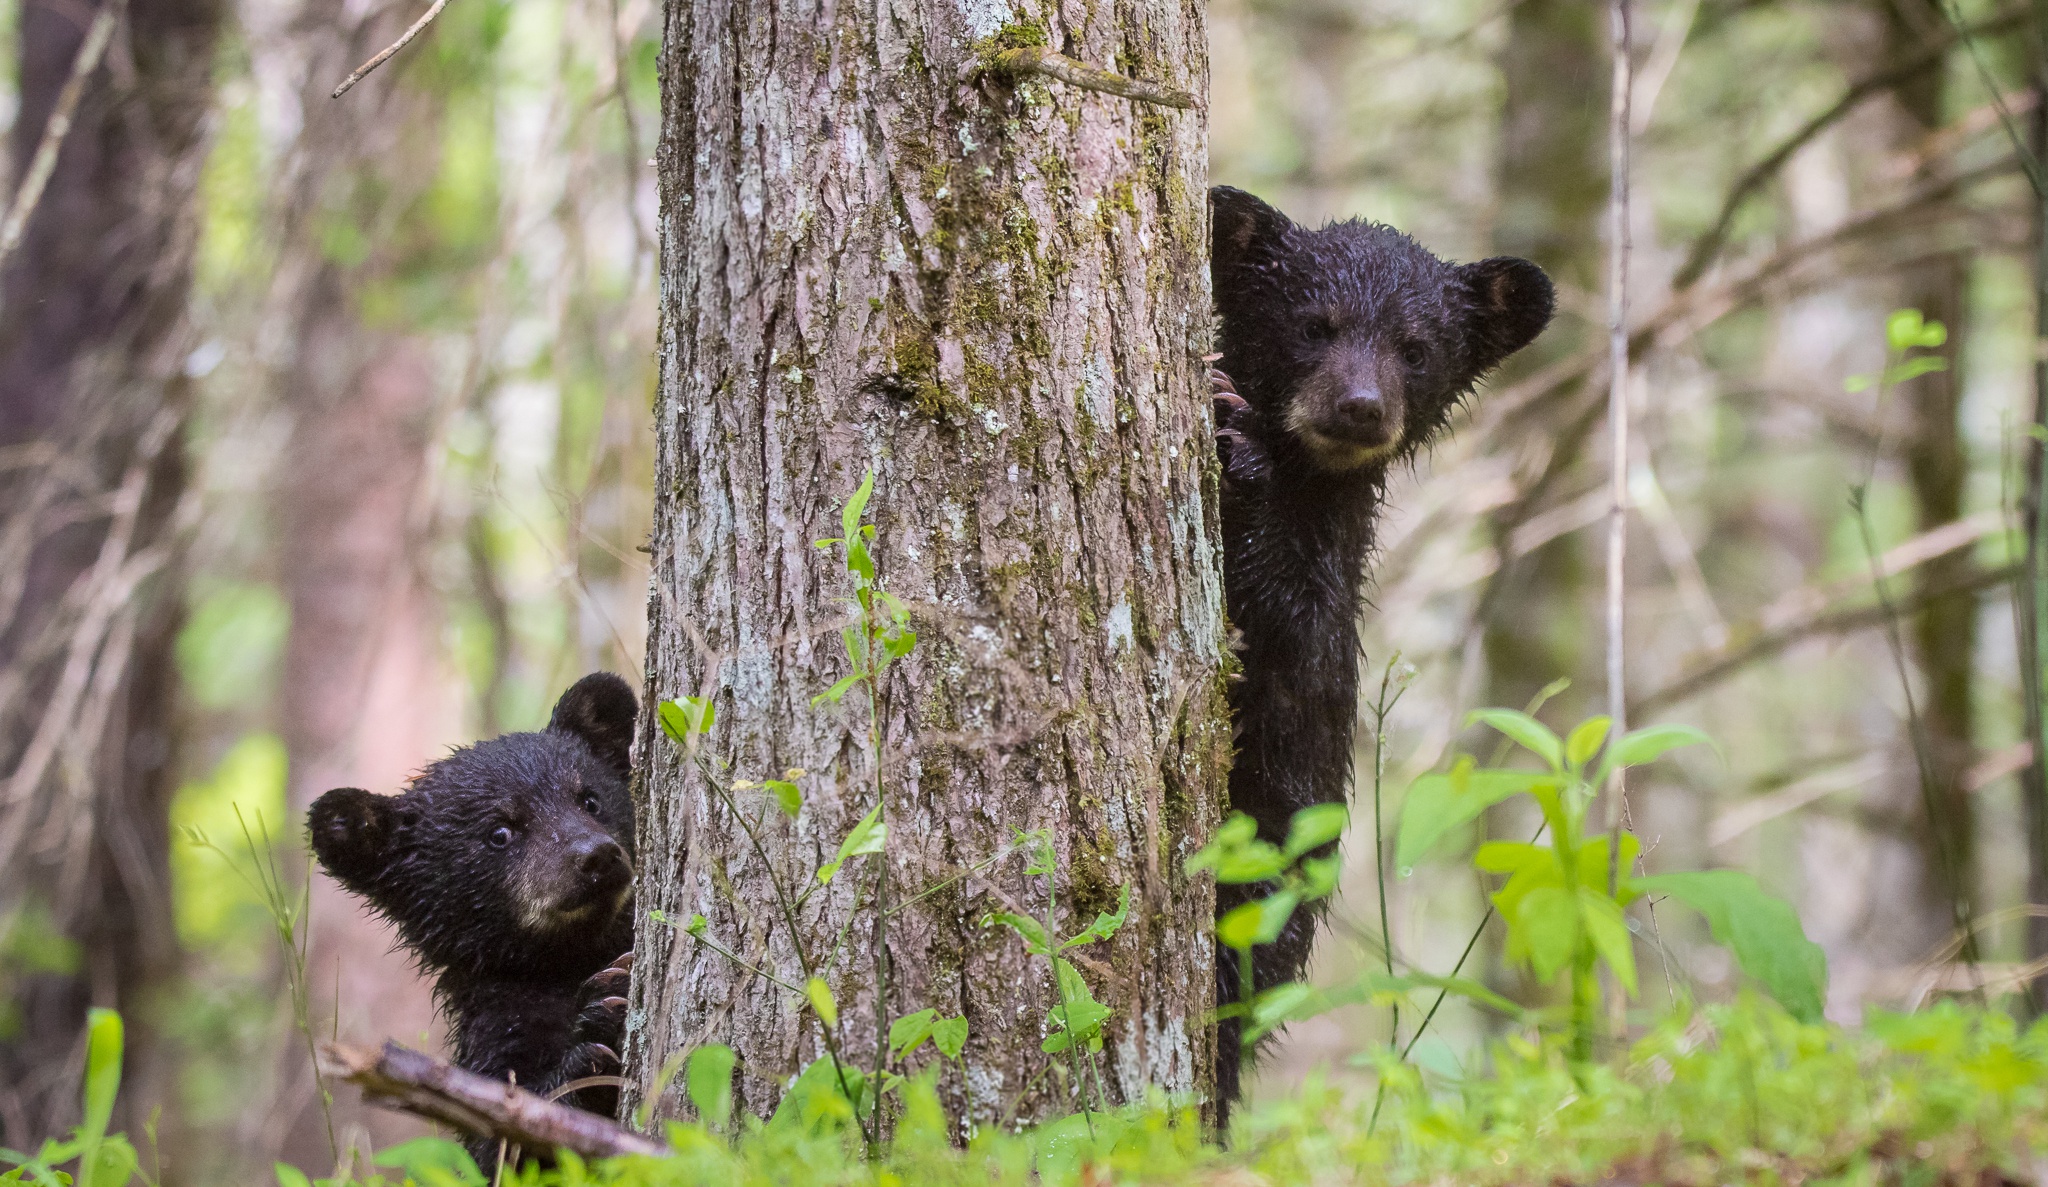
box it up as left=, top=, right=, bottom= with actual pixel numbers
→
left=627, top=1, right=1225, bottom=1128
left=0, top=0, right=221, bottom=1145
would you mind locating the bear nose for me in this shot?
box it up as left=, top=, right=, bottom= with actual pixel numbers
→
left=1335, top=388, right=1386, bottom=433
left=572, top=836, right=629, bottom=887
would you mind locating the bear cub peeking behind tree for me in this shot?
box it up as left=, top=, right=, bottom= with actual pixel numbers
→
left=307, top=672, right=639, bottom=1157
left=1207, top=187, right=1555, bottom=1111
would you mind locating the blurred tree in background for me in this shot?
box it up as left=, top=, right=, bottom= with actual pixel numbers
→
left=0, top=0, right=2044, bottom=1175
left=0, top=0, right=222, bottom=1151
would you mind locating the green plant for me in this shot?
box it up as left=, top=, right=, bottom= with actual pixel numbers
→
left=650, top=472, right=974, bottom=1148
left=180, top=806, right=336, bottom=1159
left=985, top=830, right=1132, bottom=1132
left=1398, top=709, right=1827, bottom=1058
left=1183, top=804, right=1346, bottom=1058
left=1843, top=308, right=1980, bottom=965
left=1, top=1009, right=138, bottom=1187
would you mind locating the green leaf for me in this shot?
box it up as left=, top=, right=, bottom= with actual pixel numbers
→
left=75, top=1008, right=120, bottom=1187
left=1062, top=884, right=1131, bottom=949
left=1215, top=901, right=1266, bottom=951
left=841, top=470, right=876, bottom=545
left=1578, top=888, right=1637, bottom=996
left=889, top=1009, right=939, bottom=1059
left=1564, top=716, right=1610, bottom=770
left=657, top=697, right=715, bottom=745
left=1886, top=356, right=1947, bottom=385
left=1592, top=723, right=1714, bottom=788
left=1473, top=840, right=1549, bottom=876
left=373, top=1138, right=484, bottom=1186
left=931, top=1015, right=968, bottom=1059
left=1253, top=891, right=1301, bottom=944
left=273, top=1165, right=313, bottom=1187
left=1185, top=813, right=1290, bottom=883
left=2028, top=423, right=2048, bottom=443
left=805, top=977, right=839, bottom=1029
left=1283, top=803, right=1349, bottom=859
left=1843, top=373, right=1876, bottom=394
left=1246, top=981, right=1321, bottom=1041
left=1466, top=708, right=1564, bottom=770
left=1299, top=854, right=1342, bottom=899
left=764, top=780, right=802, bottom=818
left=1512, top=885, right=1579, bottom=983
left=685, top=1044, right=736, bottom=1128
left=1047, top=960, right=1108, bottom=1050
left=811, top=673, right=864, bottom=707
left=987, top=912, right=1052, bottom=956
left=1633, top=869, right=1828, bottom=1023
left=818, top=803, right=887, bottom=884
left=1886, top=308, right=1945, bottom=351
left=684, top=913, right=708, bottom=937
left=767, top=1057, right=865, bottom=1135
left=1398, top=760, right=1558, bottom=867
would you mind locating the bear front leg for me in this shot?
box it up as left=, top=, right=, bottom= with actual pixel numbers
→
left=542, top=952, right=632, bottom=1116
left=1209, top=366, right=1270, bottom=487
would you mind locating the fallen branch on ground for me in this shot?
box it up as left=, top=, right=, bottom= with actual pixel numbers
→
left=317, top=1040, right=665, bottom=1161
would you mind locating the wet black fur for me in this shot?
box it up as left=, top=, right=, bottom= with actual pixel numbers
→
left=307, top=673, right=639, bottom=1164
left=1208, top=187, right=1554, bottom=1115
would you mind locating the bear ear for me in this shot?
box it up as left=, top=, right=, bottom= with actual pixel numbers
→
left=1457, top=256, right=1556, bottom=375
left=1211, top=186, right=1294, bottom=273
left=307, top=787, right=398, bottom=892
left=548, top=672, right=638, bottom=779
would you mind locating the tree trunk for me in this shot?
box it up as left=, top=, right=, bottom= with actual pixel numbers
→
left=1481, top=0, right=1607, bottom=720
left=0, top=0, right=221, bottom=1146
left=627, top=2, right=1224, bottom=1129
left=2020, top=20, right=2048, bottom=1016
left=1886, top=0, right=1980, bottom=966
left=259, top=2, right=463, bottom=1167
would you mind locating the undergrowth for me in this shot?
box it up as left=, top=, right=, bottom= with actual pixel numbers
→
left=15, top=997, right=2048, bottom=1186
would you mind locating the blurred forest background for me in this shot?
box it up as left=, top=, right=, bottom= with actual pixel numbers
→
left=0, top=0, right=2041, bottom=1181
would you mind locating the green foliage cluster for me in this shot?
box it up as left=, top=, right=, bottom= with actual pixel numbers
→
left=26, top=996, right=2048, bottom=1186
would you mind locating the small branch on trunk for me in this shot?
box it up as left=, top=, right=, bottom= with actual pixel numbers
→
left=332, top=0, right=454, bottom=99
left=983, top=47, right=1196, bottom=110
left=316, top=1041, right=666, bottom=1161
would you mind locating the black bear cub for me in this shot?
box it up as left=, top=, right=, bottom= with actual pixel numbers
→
left=308, top=672, right=638, bottom=1163
left=1207, top=187, right=1554, bottom=1110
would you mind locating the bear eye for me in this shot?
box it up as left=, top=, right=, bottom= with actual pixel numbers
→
left=581, top=794, right=601, bottom=816
left=1399, top=342, right=1427, bottom=368
left=1302, top=317, right=1336, bottom=342
left=488, top=825, right=514, bottom=850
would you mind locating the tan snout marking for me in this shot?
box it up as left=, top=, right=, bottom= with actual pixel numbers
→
left=1284, top=402, right=1404, bottom=471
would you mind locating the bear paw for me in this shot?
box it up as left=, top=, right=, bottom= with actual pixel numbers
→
left=573, top=952, right=632, bottom=1049
left=549, top=1040, right=623, bottom=1117
left=1209, top=367, right=1269, bottom=487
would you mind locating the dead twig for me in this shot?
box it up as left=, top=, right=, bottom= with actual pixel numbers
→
left=316, top=1041, right=665, bottom=1161
left=1671, top=4, right=2028, bottom=287
left=984, top=47, right=1196, bottom=110
left=1632, top=561, right=2019, bottom=719
left=0, top=1, right=120, bottom=276
left=331, top=0, right=454, bottom=99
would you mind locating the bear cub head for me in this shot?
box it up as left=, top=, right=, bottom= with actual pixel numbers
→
left=1211, top=186, right=1555, bottom=475
left=308, top=672, right=639, bottom=981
